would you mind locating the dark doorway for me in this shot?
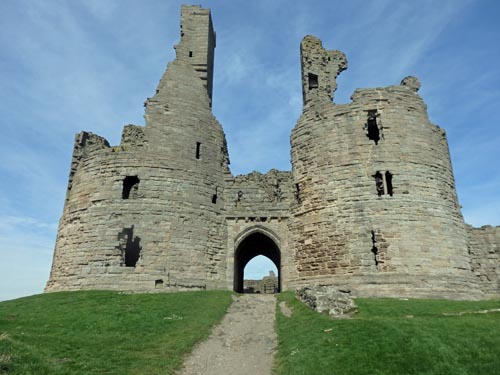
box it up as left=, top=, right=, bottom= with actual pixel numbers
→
left=234, top=232, right=281, bottom=293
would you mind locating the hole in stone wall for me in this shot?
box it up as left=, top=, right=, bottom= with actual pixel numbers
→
left=212, top=187, right=218, bottom=204
left=195, top=142, right=201, bottom=159
left=122, top=176, right=140, bottom=199
left=117, top=226, right=142, bottom=267
left=189, top=50, right=193, bottom=57
left=366, top=112, right=380, bottom=145
left=373, top=172, right=384, bottom=196
left=294, top=183, right=301, bottom=203
left=385, top=171, right=393, bottom=196
left=155, top=279, right=163, bottom=288
left=308, top=73, right=319, bottom=89
left=371, top=230, right=379, bottom=267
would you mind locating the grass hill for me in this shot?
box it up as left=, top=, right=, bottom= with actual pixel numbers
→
left=1, top=290, right=499, bottom=374
left=0, top=291, right=232, bottom=374
left=276, top=292, right=500, bottom=375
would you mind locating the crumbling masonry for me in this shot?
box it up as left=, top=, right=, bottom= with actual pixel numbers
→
left=46, top=5, right=499, bottom=299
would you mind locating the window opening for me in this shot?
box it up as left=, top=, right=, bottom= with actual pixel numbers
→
left=117, top=226, right=142, bottom=267
left=155, top=279, right=164, bottom=288
left=212, top=187, right=218, bottom=204
left=308, top=73, right=319, bottom=89
left=122, top=176, right=140, bottom=199
left=195, top=142, right=201, bottom=159
left=385, top=171, right=393, bottom=196
left=371, top=230, right=379, bottom=267
left=366, top=111, right=380, bottom=144
left=373, top=172, right=384, bottom=196
left=189, top=50, right=193, bottom=57
left=373, top=171, right=394, bottom=196
left=294, top=183, right=301, bottom=203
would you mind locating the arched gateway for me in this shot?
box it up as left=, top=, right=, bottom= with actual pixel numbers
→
left=233, top=228, right=281, bottom=293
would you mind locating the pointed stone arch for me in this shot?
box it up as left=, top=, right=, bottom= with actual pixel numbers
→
left=233, top=226, right=281, bottom=293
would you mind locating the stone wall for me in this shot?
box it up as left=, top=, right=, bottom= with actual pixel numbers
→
left=468, top=225, right=500, bottom=297
left=244, top=271, right=278, bottom=294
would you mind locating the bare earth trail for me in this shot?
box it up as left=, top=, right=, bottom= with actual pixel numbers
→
left=177, top=294, right=277, bottom=375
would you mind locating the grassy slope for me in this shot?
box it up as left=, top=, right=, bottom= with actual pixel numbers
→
left=0, top=290, right=232, bottom=375
left=276, top=292, right=500, bottom=375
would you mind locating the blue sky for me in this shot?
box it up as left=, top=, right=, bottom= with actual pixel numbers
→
left=1, top=0, right=498, bottom=301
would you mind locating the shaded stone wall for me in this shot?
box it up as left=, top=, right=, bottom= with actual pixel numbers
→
left=468, top=225, right=500, bottom=297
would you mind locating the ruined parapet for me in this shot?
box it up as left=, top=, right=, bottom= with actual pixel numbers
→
left=66, top=131, right=110, bottom=197
left=226, top=169, right=293, bottom=215
left=467, top=225, right=500, bottom=297
left=300, top=35, right=347, bottom=106
left=120, top=125, right=145, bottom=148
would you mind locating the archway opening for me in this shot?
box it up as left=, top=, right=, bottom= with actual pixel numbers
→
left=234, top=232, right=281, bottom=293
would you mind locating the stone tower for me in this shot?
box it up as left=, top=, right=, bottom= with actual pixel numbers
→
left=46, top=6, right=499, bottom=299
left=46, top=5, right=229, bottom=292
left=290, top=36, right=479, bottom=298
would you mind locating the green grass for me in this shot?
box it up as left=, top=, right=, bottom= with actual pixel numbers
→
left=276, top=292, right=500, bottom=375
left=0, top=290, right=232, bottom=374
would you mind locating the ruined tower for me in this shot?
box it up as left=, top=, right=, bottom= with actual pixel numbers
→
left=290, top=36, right=480, bottom=298
left=46, top=6, right=499, bottom=299
left=46, top=5, right=230, bottom=291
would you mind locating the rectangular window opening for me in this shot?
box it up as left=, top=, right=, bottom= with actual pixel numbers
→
left=155, top=279, right=164, bottom=288
left=308, top=73, right=319, bottom=89
left=122, top=176, right=140, bottom=199
left=373, top=171, right=394, bottom=197
left=366, top=111, right=380, bottom=145
left=195, top=142, right=201, bottom=159
left=189, top=50, right=193, bottom=57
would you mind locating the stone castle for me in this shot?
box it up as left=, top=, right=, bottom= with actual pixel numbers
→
left=46, top=5, right=499, bottom=299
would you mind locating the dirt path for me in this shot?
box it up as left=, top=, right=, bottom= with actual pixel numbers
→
left=177, top=294, right=277, bottom=375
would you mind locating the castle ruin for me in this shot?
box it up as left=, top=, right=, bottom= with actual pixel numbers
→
left=46, top=5, right=499, bottom=299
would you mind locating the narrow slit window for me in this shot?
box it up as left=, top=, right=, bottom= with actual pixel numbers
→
left=385, top=171, right=393, bottom=196
left=366, top=112, right=380, bottom=145
left=308, top=73, right=319, bottom=89
left=122, top=176, right=140, bottom=199
left=189, top=50, right=193, bottom=57
left=373, top=172, right=384, bottom=196
left=294, top=183, right=301, bottom=203
left=196, top=142, right=201, bottom=159
left=371, top=230, right=379, bottom=267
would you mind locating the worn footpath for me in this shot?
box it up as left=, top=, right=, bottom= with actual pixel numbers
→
left=177, top=294, right=277, bottom=375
